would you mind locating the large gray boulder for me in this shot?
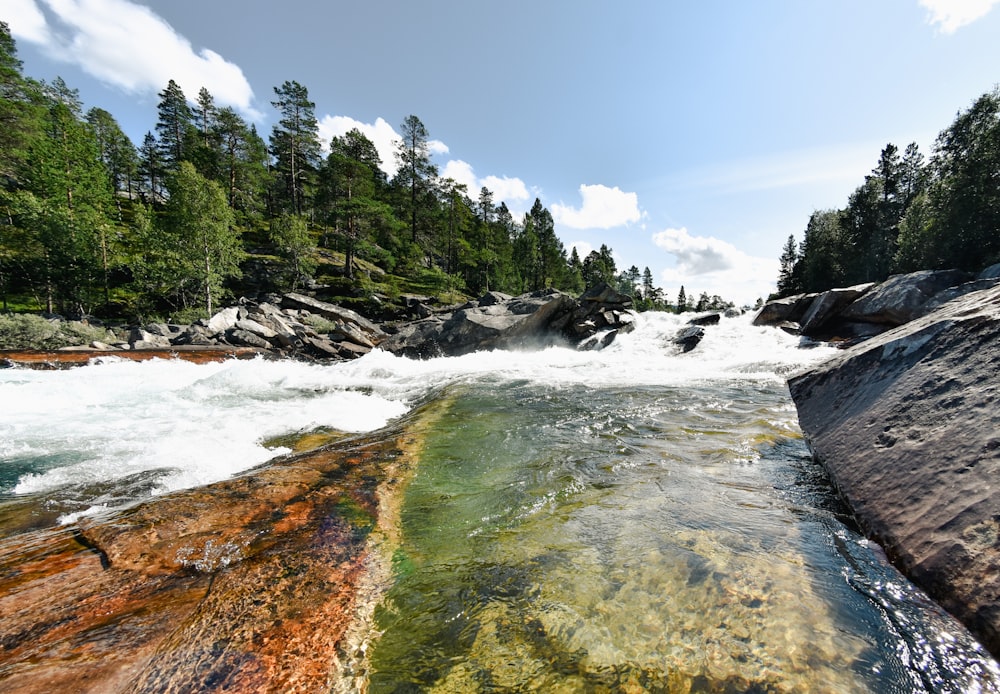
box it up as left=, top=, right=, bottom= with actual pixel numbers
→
left=798, top=283, right=873, bottom=337
left=751, top=293, right=817, bottom=327
left=787, top=283, right=1000, bottom=656
left=840, top=269, right=968, bottom=327
left=380, top=289, right=580, bottom=358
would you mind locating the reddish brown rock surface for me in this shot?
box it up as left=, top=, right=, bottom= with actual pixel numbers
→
left=0, top=347, right=265, bottom=369
left=0, top=406, right=433, bottom=692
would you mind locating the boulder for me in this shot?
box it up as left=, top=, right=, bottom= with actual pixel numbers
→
left=913, top=277, right=1000, bottom=319
left=225, top=328, right=273, bottom=350
left=688, top=313, right=721, bottom=327
left=206, top=306, right=244, bottom=335
left=751, top=293, right=817, bottom=327
left=798, top=283, right=873, bottom=337
left=379, top=288, right=605, bottom=358
left=979, top=262, right=1000, bottom=280
left=840, top=270, right=968, bottom=327
left=281, top=292, right=384, bottom=338
left=673, top=325, right=704, bottom=352
left=787, top=283, right=1000, bottom=656
left=128, top=328, right=172, bottom=349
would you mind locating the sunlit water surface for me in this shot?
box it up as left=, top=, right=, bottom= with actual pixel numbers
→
left=2, top=313, right=997, bottom=691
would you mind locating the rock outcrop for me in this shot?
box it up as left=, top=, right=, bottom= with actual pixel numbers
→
left=787, top=283, right=1000, bottom=656
left=379, top=284, right=635, bottom=358
left=3, top=294, right=389, bottom=364
left=754, top=266, right=1000, bottom=344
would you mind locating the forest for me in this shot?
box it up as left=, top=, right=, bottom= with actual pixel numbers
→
left=774, top=85, right=1000, bottom=298
left=1, top=23, right=728, bottom=325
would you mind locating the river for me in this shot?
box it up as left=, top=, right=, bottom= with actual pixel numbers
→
left=1, top=312, right=998, bottom=692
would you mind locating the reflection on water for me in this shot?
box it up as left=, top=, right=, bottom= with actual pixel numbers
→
left=368, top=382, right=1000, bottom=692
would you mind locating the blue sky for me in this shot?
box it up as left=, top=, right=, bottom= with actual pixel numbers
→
left=4, top=0, right=1000, bottom=304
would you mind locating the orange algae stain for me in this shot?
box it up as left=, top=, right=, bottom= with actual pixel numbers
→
left=0, top=401, right=446, bottom=692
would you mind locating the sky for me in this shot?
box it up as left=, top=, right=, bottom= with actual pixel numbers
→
left=3, top=0, right=1000, bottom=305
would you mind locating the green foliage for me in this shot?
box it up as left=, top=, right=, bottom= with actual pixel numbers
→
left=269, top=213, right=316, bottom=291
left=782, top=87, right=1000, bottom=294
left=1, top=28, right=668, bottom=320
left=0, top=313, right=116, bottom=349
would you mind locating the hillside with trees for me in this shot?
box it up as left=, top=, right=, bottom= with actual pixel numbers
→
left=774, top=86, right=1000, bottom=297
left=0, top=23, right=697, bottom=324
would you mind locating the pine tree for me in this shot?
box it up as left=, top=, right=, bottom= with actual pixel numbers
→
left=776, top=234, right=800, bottom=296
left=393, top=114, right=439, bottom=245
left=269, top=80, right=321, bottom=216
left=155, top=79, right=194, bottom=171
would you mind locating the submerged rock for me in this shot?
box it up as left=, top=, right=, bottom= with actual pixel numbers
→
left=788, top=282, right=1000, bottom=657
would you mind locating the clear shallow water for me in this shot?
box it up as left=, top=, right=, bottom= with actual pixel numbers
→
left=2, top=313, right=998, bottom=690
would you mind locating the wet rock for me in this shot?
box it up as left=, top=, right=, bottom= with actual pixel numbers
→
left=688, top=312, right=721, bottom=326
left=0, top=408, right=430, bottom=692
left=674, top=325, right=704, bottom=352
left=788, top=282, right=1000, bottom=657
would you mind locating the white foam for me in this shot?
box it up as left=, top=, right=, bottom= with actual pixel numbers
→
left=1, top=314, right=834, bottom=508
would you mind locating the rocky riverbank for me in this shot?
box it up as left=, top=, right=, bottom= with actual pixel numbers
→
left=1, top=284, right=636, bottom=368
left=754, top=265, right=1000, bottom=657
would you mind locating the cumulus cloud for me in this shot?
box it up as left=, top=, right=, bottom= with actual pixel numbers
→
left=652, top=227, right=778, bottom=306
left=318, top=115, right=402, bottom=176
left=6, top=0, right=259, bottom=118
left=919, top=0, right=1000, bottom=33
left=440, top=160, right=531, bottom=212
left=551, top=184, right=642, bottom=230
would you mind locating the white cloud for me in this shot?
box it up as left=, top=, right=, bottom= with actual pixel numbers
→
left=480, top=175, right=530, bottom=207
left=919, top=0, right=1000, bottom=32
left=5, top=0, right=51, bottom=42
left=318, top=114, right=402, bottom=176
left=652, top=227, right=778, bottom=306
left=7, top=0, right=259, bottom=119
left=428, top=140, right=450, bottom=156
left=551, top=184, right=642, bottom=230
left=440, top=160, right=531, bottom=213
left=440, top=159, right=478, bottom=192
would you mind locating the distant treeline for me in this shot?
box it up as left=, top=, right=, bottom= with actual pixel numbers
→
left=1, top=22, right=715, bottom=321
left=775, top=86, right=1000, bottom=298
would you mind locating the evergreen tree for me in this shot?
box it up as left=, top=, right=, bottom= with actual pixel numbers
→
left=155, top=79, right=194, bottom=171
left=924, top=88, right=1000, bottom=270
left=676, top=285, right=687, bottom=313
left=393, top=114, right=439, bottom=249
left=138, top=131, right=164, bottom=201
left=796, top=209, right=846, bottom=292
left=320, top=128, right=393, bottom=278
left=86, top=107, right=137, bottom=200
left=23, top=92, right=115, bottom=313
left=776, top=233, right=800, bottom=296
left=269, top=80, right=321, bottom=216
left=214, top=108, right=269, bottom=222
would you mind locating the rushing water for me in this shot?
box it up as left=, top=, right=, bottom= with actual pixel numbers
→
left=2, top=312, right=999, bottom=691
